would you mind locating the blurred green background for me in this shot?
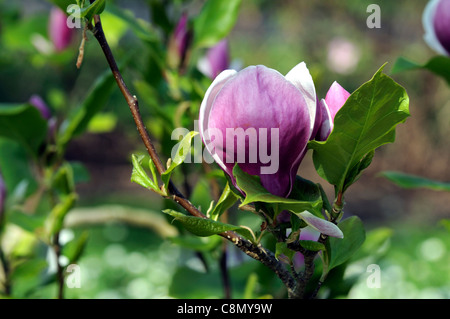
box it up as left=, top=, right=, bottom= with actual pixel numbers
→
left=0, top=0, right=448, bottom=299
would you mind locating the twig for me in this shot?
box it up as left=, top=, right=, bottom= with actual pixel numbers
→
left=53, top=232, right=65, bottom=299
left=87, top=9, right=296, bottom=295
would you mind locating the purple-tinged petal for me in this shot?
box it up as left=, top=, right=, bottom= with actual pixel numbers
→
left=199, top=69, right=237, bottom=170
left=298, top=211, right=343, bottom=238
left=423, top=0, right=448, bottom=55
left=205, top=65, right=311, bottom=197
left=314, top=99, right=333, bottom=141
left=434, top=0, right=450, bottom=55
left=324, top=81, right=350, bottom=121
left=29, top=95, right=51, bottom=120
left=198, top=39, right=230, bottom=79
left=285, top=62, right=316, bottom=136
left=49, top=7, right=74, bottom=52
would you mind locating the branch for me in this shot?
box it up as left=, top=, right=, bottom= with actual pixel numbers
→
left=87, top=11, right=295, bottom=293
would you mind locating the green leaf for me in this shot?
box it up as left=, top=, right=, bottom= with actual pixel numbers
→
left=380, top=171, right=450, bottom=192
left=48, top=0, right=74, bottom=13
left=293, top=211, right=343, bottom=238
left=391, top=56, right=450, bottom=85
left=106, top=4, right=158, bottom=43
left=8, top=211, right=45, bottom=234
left=343, top=150, right=375, bottom=192
left=193, top=0, right=242, bottom=48
left=130, top=154, right=163, bottom=195
left=58, top=70, right=115, bottom=149
left=324, top=216, right=366, bottom=275
left=79, top=0, right=106, bottom=22
left=161, top=131, right=198, bottom=190
left=0, top=104, right=48, bottom=157
left=298, top=240, right=326, bottom=252
left=168, top=235, right=222, bottom=252
left=233, top=164, right=322, bottom=215
left=163, top=209, right=254, bottom=242
left=210, top=183, right=239, bottom=221
left=275, top=242, right=295, bottom=262
left=0, top=138, right=38, bottom=198
left=46, top=193, right=77, bottom=237
left=62, top=231, right=89, bottom=264
left=51, top=162, right=75, bottom=196
left=309, top=65, right=410, bottom=192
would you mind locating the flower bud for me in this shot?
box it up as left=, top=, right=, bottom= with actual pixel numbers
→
left=423, top=0, right=450, bottom=56
left=29, top=95, right=52, bottom=120
left=199, top=62, right=317, bottom=197
left=49, top=6, right=74, bottom=52
left=198, top=39, right=230, bottom=79
left=312, top=81, right=350, bottom=141
left=168, top=13, right=192, bottom=69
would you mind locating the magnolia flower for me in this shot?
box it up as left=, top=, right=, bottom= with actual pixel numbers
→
left=423, top=0, right=450, bottom=56
left=49, top=6, right=74, bottom=52
left=199, top=62, right=317, bottom=197
left=312, top=81, right=350, bottom=141
left=198, top=39, right=230, bottom=79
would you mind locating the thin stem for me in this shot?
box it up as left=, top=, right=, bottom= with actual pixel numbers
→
left=87, top=11, right=295, bottom=295
left=53, top=232, right=65, bottom=299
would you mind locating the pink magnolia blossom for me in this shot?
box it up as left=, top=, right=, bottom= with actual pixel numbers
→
left=48, top=7, right=74, bottom=52
left=423, top=0, right=450, bottom=55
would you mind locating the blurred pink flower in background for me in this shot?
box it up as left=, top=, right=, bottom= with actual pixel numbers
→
left=48, top=6, right=75, bottom=52
left=423, top=0, right=450, bottom=56
left=198, top=39, right=231, bottom=79
left=326, top=37, right=360, bottom=74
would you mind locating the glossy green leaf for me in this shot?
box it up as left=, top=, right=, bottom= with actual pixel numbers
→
left=380, top=171, right=450, bottom=192
left=163, top=209, right=254, bottom=242
left=193, top=0, right=242, bottom=48
left=0, top=104, right=48, bottom=157
left=161, top=131, right=198, bottom=190
left=79, top=0, right=106, bottom=22
left=168, top=235, right=222, bottom=252
left=324, top=216, right=366, bottom=275
left=233, top=164, right=322, bottom=215
left=391, top=56, right=450, bottom=85
left=210, top=183, right=239, bottom=221
left=130, top=154, right=163, bottom=195
left=309, top=65, right=410, bottom=192
left=298, top=240, right=326, bottom=252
